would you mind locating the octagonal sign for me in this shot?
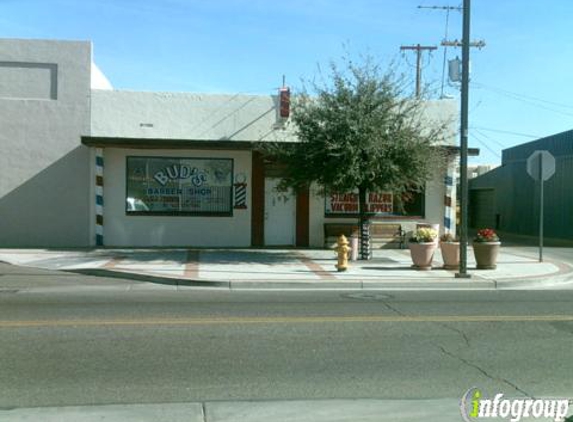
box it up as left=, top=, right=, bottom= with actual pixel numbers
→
left=527, top=150, right=555, bottom=181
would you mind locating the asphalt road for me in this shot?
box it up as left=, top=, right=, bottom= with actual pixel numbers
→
left=1, top=288, right=573, bottom=410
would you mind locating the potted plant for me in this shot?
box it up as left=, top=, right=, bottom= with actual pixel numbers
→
left=409, top=227, right=438, bottom=270
left=473, top=228, right=501, bottom=269
left=440, top=233, right=460, bottom=270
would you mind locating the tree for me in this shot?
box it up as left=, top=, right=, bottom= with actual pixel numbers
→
left=265, top=58, right=450, bottom=259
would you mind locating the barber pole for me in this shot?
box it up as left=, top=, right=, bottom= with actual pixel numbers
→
left=444, top=164, right=455, bottom=233
left=234, top=182, right=247, bottom=209
left=95, top=148, right=104, bottom=246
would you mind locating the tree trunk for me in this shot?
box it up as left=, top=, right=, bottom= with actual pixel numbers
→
left=358, top=186, right=371, bottom=260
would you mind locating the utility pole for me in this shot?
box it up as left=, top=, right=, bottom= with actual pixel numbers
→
left=456, top=0, right=472, bottom=278
left=400, top=44, right=437, bottom=97
left=416, top=2, right=483, bottom=277
left=435, top=1, right=484, bottom=278
left=417, top=5, right=462, bottom=98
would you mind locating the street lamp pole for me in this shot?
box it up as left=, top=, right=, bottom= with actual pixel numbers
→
left=457, top=0, right=471, bottom=278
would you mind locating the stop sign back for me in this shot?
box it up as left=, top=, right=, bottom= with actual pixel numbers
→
left=527, top=150, right=555, bottom=181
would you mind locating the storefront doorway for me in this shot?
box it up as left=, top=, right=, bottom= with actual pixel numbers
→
left=264, top=177, right=296, bottom=246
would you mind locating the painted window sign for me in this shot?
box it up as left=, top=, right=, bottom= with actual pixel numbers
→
left=126, top=157, right=233, bottom=215
left=153, top=164, right=208, bottom=187
left=326, top=191, right=394, bottom=215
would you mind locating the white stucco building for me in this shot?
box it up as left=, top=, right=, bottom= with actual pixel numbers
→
left=0, top=38, right=461, bottom=248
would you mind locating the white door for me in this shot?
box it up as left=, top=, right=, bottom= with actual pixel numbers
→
left=264, top=178, right=296, bottom=246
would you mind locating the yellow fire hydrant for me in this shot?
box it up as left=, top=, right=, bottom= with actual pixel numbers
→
left=335, top=234, right=351, bottom=272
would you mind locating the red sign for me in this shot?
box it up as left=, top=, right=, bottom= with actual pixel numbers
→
left=279, top=87, right=290, bottom=118
left=326, top=191, right=393, bottom=215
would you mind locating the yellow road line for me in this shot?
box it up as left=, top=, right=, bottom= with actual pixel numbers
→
left=1, top=314, right=573, bottom=328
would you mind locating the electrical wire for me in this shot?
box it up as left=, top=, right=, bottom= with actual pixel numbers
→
left=472, top=81, right=573, bottom=110
left=471, top=82, right=573, bottom=118
left=196, top=96, right=259, bottom=139
left=472, top=128, right=506, bottom=148
left=187, top=92, right=243, bottom=135
left=470, top=126, right=541, bottom=139
left=470, top=131, right=502, bottom=160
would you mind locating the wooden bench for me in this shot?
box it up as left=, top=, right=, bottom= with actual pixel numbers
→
left=324, top=223, right=405, bottom=249
left=323, top=224, right=359, bottom=248
left=370, top=223, right=406, bottom=249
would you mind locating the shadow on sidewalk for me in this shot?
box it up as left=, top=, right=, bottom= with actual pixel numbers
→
left=65, top=268, right=229, bottom=288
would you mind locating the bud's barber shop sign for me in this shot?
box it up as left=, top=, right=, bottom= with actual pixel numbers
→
left=326, top=191, right=393, bottom=216
left=126, top=157, right=233, bottom=215
left=153, top=164, right=208, bottom=187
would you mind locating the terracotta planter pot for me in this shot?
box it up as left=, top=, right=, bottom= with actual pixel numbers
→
left=409, top=242, right=437, bottom=271
left=473, top=242, right=501, bottom=269
left=440, top=241, right=460, bottom=270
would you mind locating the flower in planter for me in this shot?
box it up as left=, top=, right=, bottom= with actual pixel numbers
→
left=440, top=232, right=460, bottom=269
left=409, top=228, right=438, bottom=243
left=440, top=233, right=458, bottom=243
left=474, top=228, right=500, bottom=243
left=473, top=228, right=501, bottom=269
left=409, top=228, right=438, bottom=270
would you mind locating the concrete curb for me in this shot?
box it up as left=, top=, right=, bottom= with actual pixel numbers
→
left=228, top=279, right=496, bottom=290
left=6, top=398, right=568, bottom=422
left=0, top=403, right=203, bottom=422
left=65, top=268, right=231, bottom=289
left=63, top=268, right=498, bottom=291
left=494, top=272, right=573, bottom=290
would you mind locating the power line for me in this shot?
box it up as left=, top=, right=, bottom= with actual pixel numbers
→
left=470, top=126, right=541, bottom=139
left=472, top=128, right=506, bottom=148
left=470, top=131, right=502, bottom=159
left=197, top=96, right=259, bottom=139
left=469, top=100, right=482, bottom=115
left=472, top=81, right=573, bottom=110
left=471, top=82, right=573, bottom=118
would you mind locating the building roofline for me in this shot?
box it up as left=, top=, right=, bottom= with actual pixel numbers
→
left=82, top=136, right=263, bottom=150
left=444, top=145, right=480, bottom=156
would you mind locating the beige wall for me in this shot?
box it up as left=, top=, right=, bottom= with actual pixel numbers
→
left=91, top=90, right=297, bottom=143
left=0, top=39, right=92, bottom=247
left=103, top=148, right=252, bottom=247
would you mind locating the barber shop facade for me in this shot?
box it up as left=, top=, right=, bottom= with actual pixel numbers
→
left=0, top=39, right=460, bottom=249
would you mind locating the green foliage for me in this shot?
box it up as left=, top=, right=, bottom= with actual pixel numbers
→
left=262, top=56, right=450, bottom=211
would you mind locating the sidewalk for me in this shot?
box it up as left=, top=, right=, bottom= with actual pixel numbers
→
left=0, top=398, right=493, bottom=422
left=1, top=245, right=572, bottom=290
left=2, top=398, right=572, bottom=422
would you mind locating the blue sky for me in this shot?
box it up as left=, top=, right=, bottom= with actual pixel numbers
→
left=2, top=0, right=573, bottom=164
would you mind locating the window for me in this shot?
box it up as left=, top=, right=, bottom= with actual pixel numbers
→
left=325, top=190, right=425, bottom=218
left=126, top=157, right=233, bottom=216
left=397, top=191, right=425, bottom=217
